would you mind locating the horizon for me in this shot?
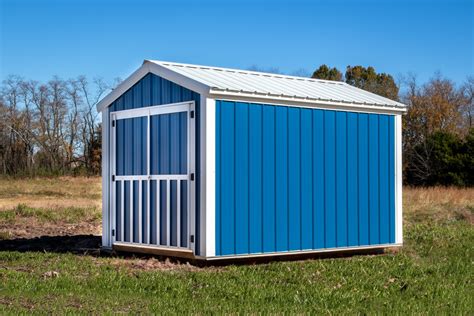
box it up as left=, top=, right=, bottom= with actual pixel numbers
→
left=1, top=0, right=473, bottom=87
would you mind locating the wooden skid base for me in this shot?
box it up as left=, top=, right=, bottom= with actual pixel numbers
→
left=113, top=242, right=195, bottom=260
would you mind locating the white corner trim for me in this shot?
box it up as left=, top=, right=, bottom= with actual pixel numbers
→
left=204, top=98, right=216, bottom=257
left=101, top=108, right=111, bottom=248
left=395, top=114, right=403, bottom=244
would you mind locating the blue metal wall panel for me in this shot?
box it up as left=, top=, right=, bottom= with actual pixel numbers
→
left=379, top=115, right=390, bottom=244
left=275, top=106, right=289, bottom=252
left=324, top=111, right=336, bottom=249
left=220, top=101, right=235, bottom=255
left=215, top=101, right=397, bottom=256
left=347, top=113, right=359, bottom=247
left=358, top=114, right=369, bottom=245
left=249, top=104, right=263, bottom=253
left=313, top=111, right=325, bottom=249
left=369, top=114, right=380, bottom=244
left=110, top=73, right=200, bottom=254
left=336, top=112, right=347, bottom=247
left=262, top=105, right=276, bottom=253
left=235, top=103, right=249, bottom=254
left=288, top=108, right=301, bottom=251
left=300, top=109, right=313, bottom=250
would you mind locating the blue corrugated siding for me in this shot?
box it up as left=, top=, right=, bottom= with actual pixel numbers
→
left=215, top=100, right=396, bottom=256
left=110, top=73, right=201, bottom=254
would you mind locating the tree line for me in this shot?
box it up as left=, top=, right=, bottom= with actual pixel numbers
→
left=1, top=66, right=472, bottom=186
left=0, top=76, right=116, bottom=176
left=312, top=65, right=473, bottom=186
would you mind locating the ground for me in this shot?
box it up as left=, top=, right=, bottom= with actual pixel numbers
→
left=0, top=177, right=473, bottom=313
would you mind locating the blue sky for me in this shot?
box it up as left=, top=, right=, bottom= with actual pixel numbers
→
left=1, top=0, right=472, bottom=86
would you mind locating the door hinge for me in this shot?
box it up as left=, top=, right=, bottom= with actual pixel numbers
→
left=190, top=235, right=194, bottom=243
left=190, top=110, right=194, bottom=119
left=112, top=175, right=115, bottom=181
left=112, top=120, right=115, bottom=127
left=112, top=229, right=115, bottom=237
left=190, top=173, right=194, bottom=181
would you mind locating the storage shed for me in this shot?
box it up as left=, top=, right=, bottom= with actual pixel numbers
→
left=97, top=60, right=406, bottom=260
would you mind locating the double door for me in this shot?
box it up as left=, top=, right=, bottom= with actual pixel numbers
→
left=110, top=101, right=195, bottom=251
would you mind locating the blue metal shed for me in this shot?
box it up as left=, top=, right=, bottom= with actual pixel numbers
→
left=97, top=60, right=405, bottom=260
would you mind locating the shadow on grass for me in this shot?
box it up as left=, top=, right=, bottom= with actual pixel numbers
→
left=0, top=235, right=102, bottom=256
left=0, top=235, right=389, bottom=266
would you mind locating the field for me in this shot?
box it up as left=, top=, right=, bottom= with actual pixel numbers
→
left=0, top=177, right=473, bottom=313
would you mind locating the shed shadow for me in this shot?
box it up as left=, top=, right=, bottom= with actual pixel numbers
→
left=0, top=235, right=102, bottom=256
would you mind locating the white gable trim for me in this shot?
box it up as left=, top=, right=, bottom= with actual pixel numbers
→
left=96, top=61, right=210, bottom=112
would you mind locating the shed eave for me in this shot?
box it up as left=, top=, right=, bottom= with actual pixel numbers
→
left=208, top=90, right=407, bottom=114
left=96, top=61, right=211, bottom=112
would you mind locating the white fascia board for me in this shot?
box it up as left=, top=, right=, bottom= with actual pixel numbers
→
left=96, top=61, right=211, bottom=113
left=209, top=91, right=407, bottom=115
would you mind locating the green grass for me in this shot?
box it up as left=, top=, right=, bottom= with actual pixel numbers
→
left=0, top=185, right=473, bottom=313
left=1, top=221, right=472, bottom=313
left=0, top=204, right=101, bottom=225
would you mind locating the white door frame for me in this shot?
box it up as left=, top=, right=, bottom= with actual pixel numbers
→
left=109, top=101, right=196, bottom=252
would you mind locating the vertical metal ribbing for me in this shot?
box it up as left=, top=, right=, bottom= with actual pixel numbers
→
left=156, top=180, right=160, bottom=245
left=166, top=180, right=171, bottom=247
left=120, top=181, right=125, bottom=242
left=177, top=180, right=181, bottom=248
left=130, top=181, right=134, bottom=242
left=138, top=180, right=142, bottom=244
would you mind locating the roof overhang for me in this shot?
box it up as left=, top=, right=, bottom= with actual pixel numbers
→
left=97, top=60, right=407, bottom=114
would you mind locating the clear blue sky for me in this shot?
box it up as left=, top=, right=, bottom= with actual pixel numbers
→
left=1, top=0, right=473, bottom=86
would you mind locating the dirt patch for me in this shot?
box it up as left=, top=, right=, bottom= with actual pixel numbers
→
left=0, top=215, right=101, bottom=240
left=102, top=257, right=203, bottom=272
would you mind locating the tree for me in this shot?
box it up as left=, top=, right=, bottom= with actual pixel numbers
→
left=461, top=76, right=474, bottom=130
left=345, top=65, right=399, bottom=101
left=0, top=75, right=113, bottom=176
left=311, top=65, right=343, bottom=81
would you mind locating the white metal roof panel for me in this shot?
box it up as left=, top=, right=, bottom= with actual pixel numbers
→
left=146, top=60, right=406, bottom=110
left=96, top=60, right=407, bottom=112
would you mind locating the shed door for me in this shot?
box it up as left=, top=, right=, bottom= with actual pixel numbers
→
left=110, top=102, right=195, bottom=251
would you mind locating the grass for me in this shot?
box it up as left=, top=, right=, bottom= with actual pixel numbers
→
left=0, top=204, right=101, bottom=225
left=0, top=176, right=101, bottom=210
left=0, top=179, right=473, bottom=313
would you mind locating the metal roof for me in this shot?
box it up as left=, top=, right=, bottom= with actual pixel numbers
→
left=97, top=60, right=406, bottom=112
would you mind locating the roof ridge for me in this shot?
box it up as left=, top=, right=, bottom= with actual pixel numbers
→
left=146, top=59, right=346, bottom=86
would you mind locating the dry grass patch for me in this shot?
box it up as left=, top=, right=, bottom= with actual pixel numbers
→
left=0, top=176, right=101, bottom=210
left=403, top=187, right=474, bottom=226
